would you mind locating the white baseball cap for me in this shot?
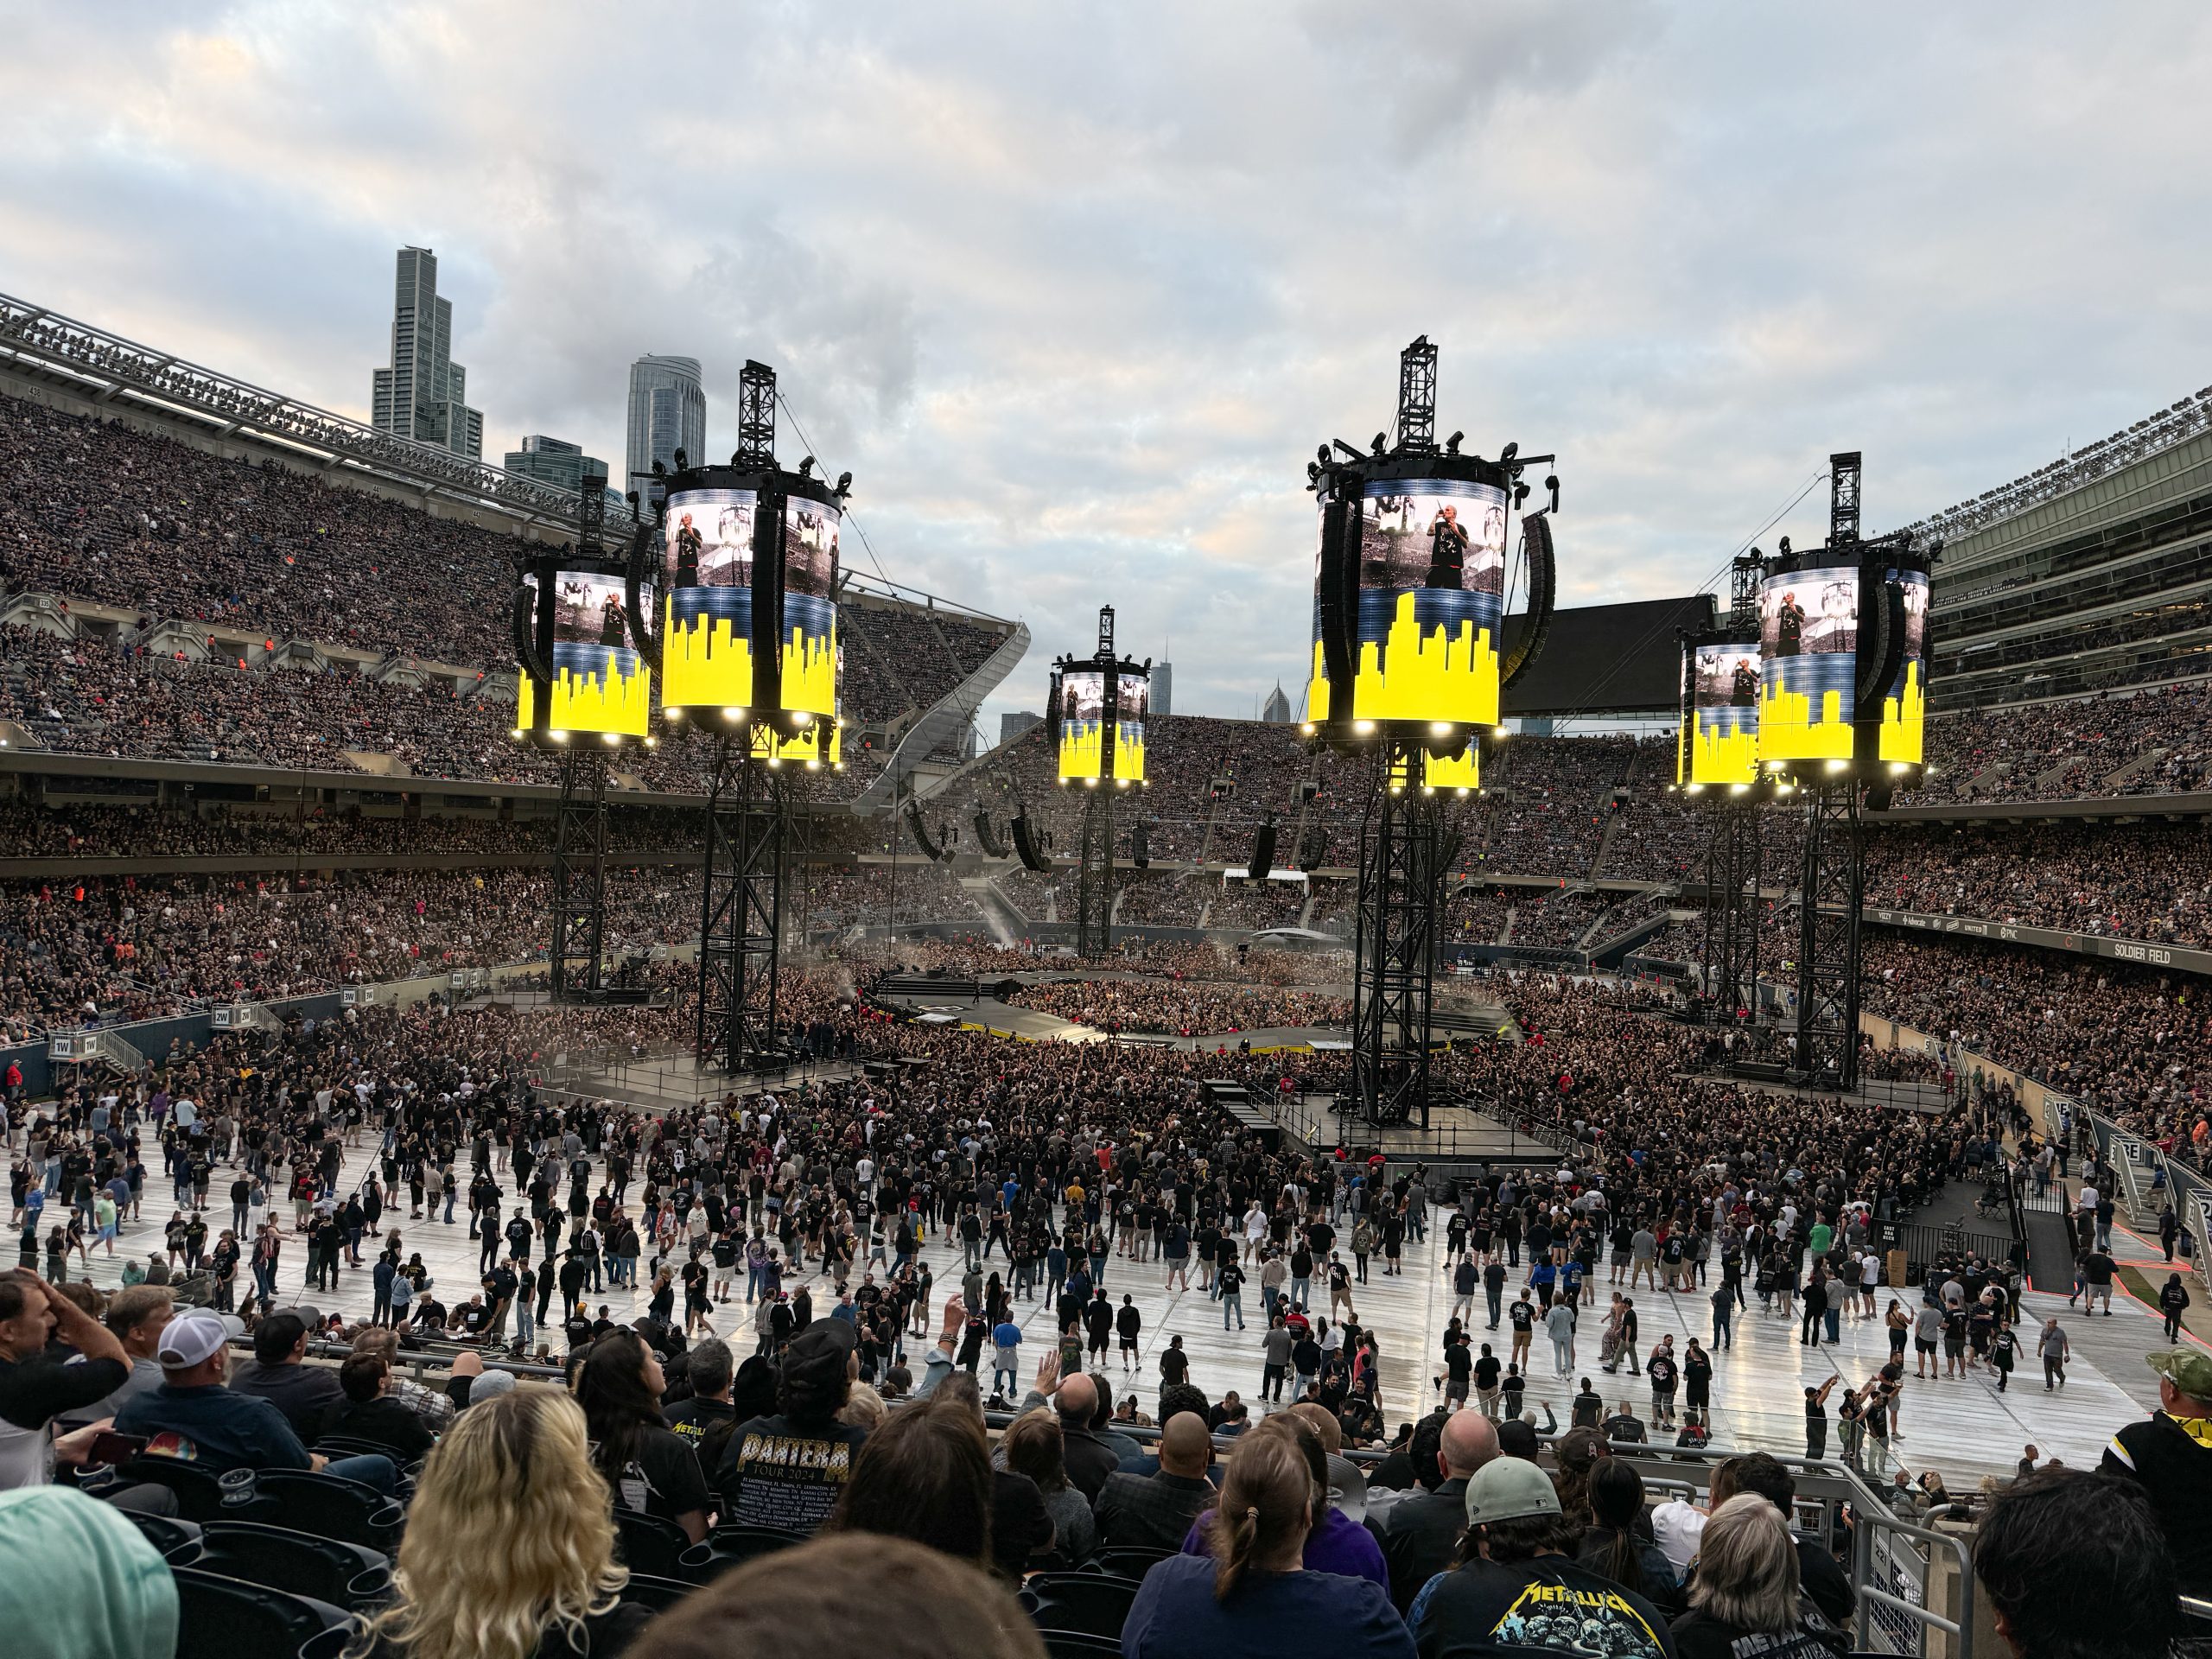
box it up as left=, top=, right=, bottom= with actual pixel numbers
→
left=156, top=1309, right=245, bottom=1369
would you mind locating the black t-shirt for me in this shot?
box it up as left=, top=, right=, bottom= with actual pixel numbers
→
left=607, top=1423, right=711, bottom=1523
left=1417, top=1556, right=1675, bottom=1659
left=0, top=1350, right=129, bottom=1431
left=666, top=1396, right=735, bottom=1458
left=1669, top=1607, right=1844, bottom=1659
left=990, top=1467, right=1053, bottom=1579
left=716, top=1411, right=868, bottom=1533
left=1509, top=1300, right=1535, bottom=1332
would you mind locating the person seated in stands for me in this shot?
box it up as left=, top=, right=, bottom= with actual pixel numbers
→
left=1409, top=1457, right=1674, bottom=1659
left=1706, top=1452, right=1853, bottom=1628
left=1372, top=1409, right=1497, bottom=1613
left=1668, top=1495, right=1843, bottom=1659
left=1124, top=1420, right=1413, bottom=1659
left=86, top=1285, right=172, bottom=1418
left=226, top=1307, right=340, bottom=1440
left=1974, top=1470, right=2177, bottom=1659
left=1002, top=1405, right=1095, bottom=1567
left=1180, top=1412, right=1388, bottom=1592
left=0, top=1484, right=178, bottom=1659
left=648, top=1533, right=1046, bottom=1659
left=827, top=1389, right=996, bottom=1573
left=321, top=1351, right=435, bottom=1464
left=0, top=1270, right=130, bottom=1489
left=575, top=1327, right=709, bottom=1545
left=1095, top=1408, right=1217, bottom=1552
left=1578, top=1459, right=1684, bottom=1619
left=718, top=1320, right=868, bottom=1533
left=355, top=1385, right=649, bottom=1659
left=111, top=1307, right=396, bottom=1491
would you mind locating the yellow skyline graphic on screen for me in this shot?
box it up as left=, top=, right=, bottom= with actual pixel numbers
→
left=662, top=603, right=753, bottom=709
left=661, top=600, right=838, bottom=719
left=1691, top=714, right=1759, bottom=785
left=1878, top=660, right=1924, bottom=765
left=1758, top=679, right=1853, bottom=760
left=1392, top=745, right=1479, bottom=791
left=1306, top=591, right=1500, bottom=728
left=1058, top=722, right=1147, bottom=784
left=517, top=658, right=652, bottom=740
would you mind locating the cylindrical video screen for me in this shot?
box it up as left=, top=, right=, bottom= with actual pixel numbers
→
left=1307, top=474, right=1507, bottom=731
left=1680, top=639, right=1761, bottom=786
left=779, top=492, right=841, bottom=721
left=517, top=565, right=654, bottom=742
left=1113, top=673, right=1148, bottom=785
left=1058, top=668, right=1109, bottom=782
left=1758, top=565, right=1858, bottom=762
left=1878, top=567, right=1930, bottom=766
left=660, top=485, right=759, bottom=711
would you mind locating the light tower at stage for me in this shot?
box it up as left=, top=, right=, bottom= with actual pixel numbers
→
left=1048, top=607, right=1151, bottom=957
left=1303, top=337, right=1560, bottom=1129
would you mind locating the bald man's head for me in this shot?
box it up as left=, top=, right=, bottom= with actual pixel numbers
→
left=1160, top=1411, right=1212, bottom=1477
left=1439, top=1409, right=1498, bottom=1479
left=1288, top=1401, right=1342, bottom=1456
left=1056, top=1372, right=1098, bottom=1427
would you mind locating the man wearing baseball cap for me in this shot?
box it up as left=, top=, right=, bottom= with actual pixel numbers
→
left=2101, top=1346, right=2212, bottom=1596
left=112, top=1309, right=397, bottom=1493
left=1409, top=1457, right=1675, bottom=1659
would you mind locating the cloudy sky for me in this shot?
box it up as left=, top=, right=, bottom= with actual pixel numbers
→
left=5, top=3, right=2209, bottom=729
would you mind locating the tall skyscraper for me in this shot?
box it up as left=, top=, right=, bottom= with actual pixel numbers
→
left=369, top=247, right=482, bottom=459
left=503, top=434, right=611, bottom=499
left=626, top=355, right=708, bottom=502
left=1151, top=662, right=1173, bottom=717
left=1260, top=682, right=1292, bottom=724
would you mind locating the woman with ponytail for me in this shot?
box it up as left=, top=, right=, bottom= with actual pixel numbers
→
left=1122, top=1418, right=1412, bottom=1659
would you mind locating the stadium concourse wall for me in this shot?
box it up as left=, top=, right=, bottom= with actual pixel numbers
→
left=1863, top=906, right=2212, bottom=976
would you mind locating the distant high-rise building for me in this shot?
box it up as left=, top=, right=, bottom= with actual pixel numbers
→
left=370, top=247, right=482, bottom=459
left=1000, top=711, right=1043, bottom=747
left=503, top=434, right=614, bottom=503
left=1260, top=682, right=1292, bottom=724
left=1151, top=662, right=1173, bottom=717
left=626, top=355, right=708, bottom=502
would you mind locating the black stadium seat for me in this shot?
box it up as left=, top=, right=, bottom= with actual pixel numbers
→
left=1018, top=1571, right=1144, bottom=1640
left=255, top=1470, right=405, bottom=1552
left=124, top=1458, right=270, bottom=1523
left=171, top=1566, right=358, bottom=1659
left=124, top=1510, right=206, bottom=1566
left=677, top=1523, right=810, bottom=1583
left=611, top=1508, right=693, bottom=1579
left=618, top=1572, right=696, bottom=1614
left=194, top=1521, right=393, bottom=1611
left=1091, top=1544, right=1175, bottom=1579
left=1036, top=1632, right=1123, bottom=1659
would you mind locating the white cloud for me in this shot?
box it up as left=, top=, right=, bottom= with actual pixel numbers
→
left=2, top=2, right=2209, bottom=728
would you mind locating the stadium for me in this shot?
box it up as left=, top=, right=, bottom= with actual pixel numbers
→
left=1, top=15, right=2208, bottom=1659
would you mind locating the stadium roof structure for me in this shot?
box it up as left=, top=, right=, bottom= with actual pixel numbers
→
left=1897, top=382, right=2212, bottom=546
left=1500, top=594, right=1716, bottom=717
left=0, top=290, right=632, bottom=541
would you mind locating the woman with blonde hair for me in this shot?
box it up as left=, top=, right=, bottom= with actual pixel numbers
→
left=1669, top=1494, right=1843, bottom=1659
left=1122, top=1420, right=1411, bottom=1659
left=353, top=1385, right=649, bottom=1659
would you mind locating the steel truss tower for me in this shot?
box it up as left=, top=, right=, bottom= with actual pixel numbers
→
left=1351, top=740, right=1444, bottom=1129
left=550, top=748, right=608, bottom=1002
left=1076, top=786, right=1115, bottom=957
left=1700, top=798, right=1763, bottom=1019
left=1796, top=779, right=1864, bottom=1089
left=697, top=734, right=788, bottom=1072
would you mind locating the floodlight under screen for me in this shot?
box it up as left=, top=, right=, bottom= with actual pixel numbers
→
left=517, top=568, right=654, bottom=741
left=1306, top=475, right=1507, bottom=729
left=1757, top=564, right=1859, bottom=762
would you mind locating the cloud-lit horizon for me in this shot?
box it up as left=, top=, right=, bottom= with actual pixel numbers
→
left=5, top=3, right=2209, bottom=729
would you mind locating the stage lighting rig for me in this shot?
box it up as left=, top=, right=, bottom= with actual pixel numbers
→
left=1048, top=605, right=1151, bottom=955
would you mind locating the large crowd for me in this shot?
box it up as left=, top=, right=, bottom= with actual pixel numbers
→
left=1, top=960, right=2203, bottom=1659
